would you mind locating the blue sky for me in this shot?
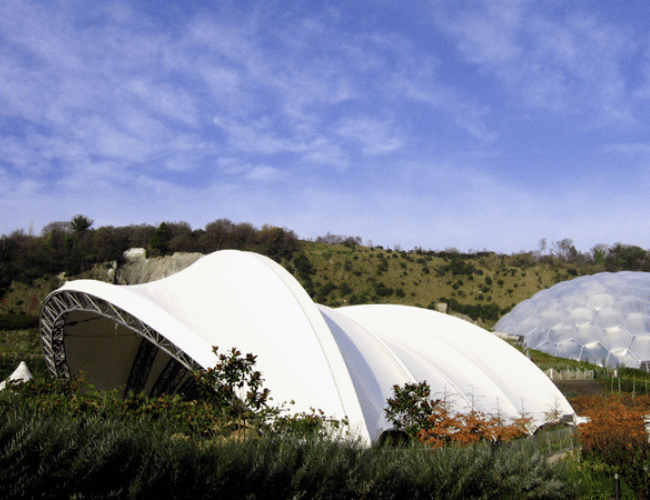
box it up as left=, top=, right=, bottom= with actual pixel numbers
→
left=2, top=0, right=650, bottom=253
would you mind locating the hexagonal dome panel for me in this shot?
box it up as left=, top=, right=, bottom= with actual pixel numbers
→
left=582, top=341, right=609, bottom=365
left=495, top=272, right=650, bottom=368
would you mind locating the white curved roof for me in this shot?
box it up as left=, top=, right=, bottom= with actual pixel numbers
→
left=496, top=271, right=650, bottom=368
left=41, top=250, right=574, bottom=441
left=334, top=305, right=574, bottom=431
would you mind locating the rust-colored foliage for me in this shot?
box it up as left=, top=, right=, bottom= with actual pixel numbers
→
left=416, top=402, right=531, bottom=448
left=385, top=382, right=532, bottom=448
left=573, top=394, right=650, bottom=457
left=572, top=394, right=650, bottom=497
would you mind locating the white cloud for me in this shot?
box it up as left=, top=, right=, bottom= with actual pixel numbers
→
left=248, top=165, right=281, bottom=181
left=336, top=118, right=404, bottom=155
left=433, top=0, right=634, bottom=123
left=2, top=0, right=650, bottom=254
left=216, top=158, right=280, bottom=181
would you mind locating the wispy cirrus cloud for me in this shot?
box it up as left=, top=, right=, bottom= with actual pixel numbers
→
left=4, top=0, right=650, bottom=253
left=432, top=0, right=635, bottom=124
left=336, top=118, right=404, bottom=156
left=0, top=0, right=498, bottom=191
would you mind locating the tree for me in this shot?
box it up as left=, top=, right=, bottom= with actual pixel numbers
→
left=64, top=215, right=95, bottom=275
left=384, top=381, right=438, bottom=438
left=553, top=238, right=579, bottom=262
left=125, top=224, right=156, bottom=248
left=149, top=222, right=172, bottom=254
left=230, top=222, right=256, bottom=249
left=70, top=215, right=93, bottom=234
left=605, top=243, right=648, bottom=271
left=590, top=243, right=609, bottom=265
left=257, top=225, right=299, bottom=260
left=93, top=226, right=131, bottom=264
left=539, top=238, right=548, bottom=255
left=200, top=219, right=235, bottom=252
left=166, top=221, right=199, bottom=253
left=386, top=382, right=531, bottom=448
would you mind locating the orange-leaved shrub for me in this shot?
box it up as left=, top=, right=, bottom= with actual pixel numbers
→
left=385, top=382, right=531, bottom=448
left=417, top=404, right=531, bottom=448
left=573, top=394, right=649, bottom=458
left=572, top=394, right=650, bottom=497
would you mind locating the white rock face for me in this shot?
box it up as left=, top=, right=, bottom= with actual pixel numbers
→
left=496, top=272, right=650, bottom=368
left=118, top=249, right=203, bottom=284
left=123, top=248, right=146, bottom=261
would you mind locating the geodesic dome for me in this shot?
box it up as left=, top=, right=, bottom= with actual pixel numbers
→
left=495, top=271, right=650, bottom=368
left=40, top=250, right=574, bottom=441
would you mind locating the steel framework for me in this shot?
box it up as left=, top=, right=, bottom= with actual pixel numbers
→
left=40, top=289, right=201, bottom=396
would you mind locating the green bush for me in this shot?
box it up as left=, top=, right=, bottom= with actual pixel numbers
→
left=0, top=412, right=576, bottom=499
left=0, top=346, right=580, bottom=499
left=0, top=314, right=39, bottom=331
left=373, top=281, right=394, bottom=298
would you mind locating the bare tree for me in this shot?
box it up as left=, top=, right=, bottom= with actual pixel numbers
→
left=538, top=238, right=547, bottom=255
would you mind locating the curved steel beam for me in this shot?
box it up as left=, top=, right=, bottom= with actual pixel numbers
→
left=40, top=290, right=202, bottom=394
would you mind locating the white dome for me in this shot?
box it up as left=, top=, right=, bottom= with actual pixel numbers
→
left=496, top=271, right=650, bottom=368
left=41, top=250, right=573, bottom=441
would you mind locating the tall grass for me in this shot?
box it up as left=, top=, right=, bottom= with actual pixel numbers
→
left=0, top=412, right=576, bottom=499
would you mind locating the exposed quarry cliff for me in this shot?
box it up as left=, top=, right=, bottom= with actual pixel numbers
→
left=114, top=248, right=204, bottom=285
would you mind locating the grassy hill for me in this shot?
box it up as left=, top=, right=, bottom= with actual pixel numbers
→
left=284, top=241, right=589, bottom=330
left=0, top=239, right=605, bottom=381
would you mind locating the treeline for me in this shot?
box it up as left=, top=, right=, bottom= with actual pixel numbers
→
left=533, top=238, right=650, bottom=272
left=407, top=238, right=650, bottom=273
left=0, top=216, right=299, bottom=298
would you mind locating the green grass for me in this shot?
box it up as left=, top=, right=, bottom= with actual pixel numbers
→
left=0, top=328, right=47, bottom=380
left=281, top=242, right=592, bottom=330
left=0, top=410, right=577, bottom=499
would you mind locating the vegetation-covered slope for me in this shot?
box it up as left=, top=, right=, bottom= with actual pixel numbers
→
left=2, top=216, right=650, bottom=380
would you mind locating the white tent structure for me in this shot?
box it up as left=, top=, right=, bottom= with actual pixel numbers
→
left=0, top=361, right=33, bottom=391
left=40, top=250, right=574, bottom=442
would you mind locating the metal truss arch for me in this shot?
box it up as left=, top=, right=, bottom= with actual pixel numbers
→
left=40, top=289, right=202, bottom=393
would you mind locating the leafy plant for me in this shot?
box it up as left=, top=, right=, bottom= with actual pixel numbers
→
left=193, top=346, right=275, bottom=431
left=0, top=411, right=575, bottom=500
left=384, top=381, right=438, bottom=438
left=572, top=394, right=650, bottom=497
left=385, top=381, right=532, bottom=448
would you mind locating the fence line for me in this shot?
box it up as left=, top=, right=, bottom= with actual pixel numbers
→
left=607, top=376, right=650, bottom=396
left=545, top=368, right=595, bottom=381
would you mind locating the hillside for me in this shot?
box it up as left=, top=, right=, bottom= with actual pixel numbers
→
left=0, top=240, right=590, bottom=329
left=284, top=241, right=589, bottom=330
left=0, top=239, right=598, bottom=381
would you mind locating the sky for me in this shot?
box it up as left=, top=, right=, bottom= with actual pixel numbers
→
left=2, top=0, right=650, bottom=254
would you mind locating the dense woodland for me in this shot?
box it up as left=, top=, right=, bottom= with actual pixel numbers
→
left=0, top=216, right=300, bottom=299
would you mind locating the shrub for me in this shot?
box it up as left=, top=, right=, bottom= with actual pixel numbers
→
left=193, top=346, right=275, bottom=431
left=339, top=282, right=353, bottom=296
left=385, top=382, right=531, bottom=448
left=0, top=314, right=39, bottom=330
left=573, top=394, right=650, bottom=496
left=372, top=281, right=394, bottom=297
left=0, top=412, right=575, bottom=499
